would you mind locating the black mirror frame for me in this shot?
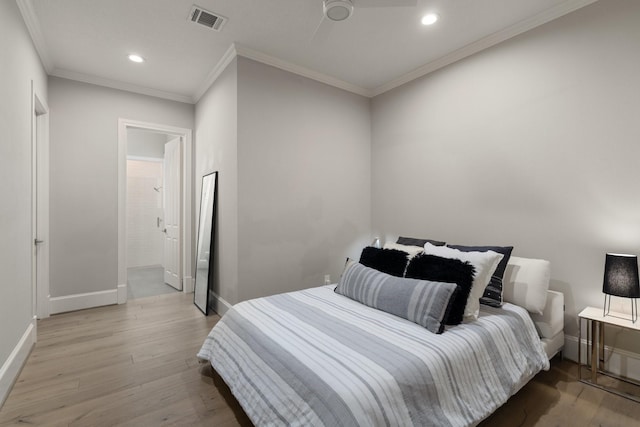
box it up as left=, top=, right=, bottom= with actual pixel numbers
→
left=194, top=171, right=218, bottom=315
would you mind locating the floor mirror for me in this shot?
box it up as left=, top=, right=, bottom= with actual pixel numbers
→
left=194, top=171, right=218, bottom=314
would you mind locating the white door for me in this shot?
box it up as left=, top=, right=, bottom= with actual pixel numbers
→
left=163, top=137, right=182, bottom=290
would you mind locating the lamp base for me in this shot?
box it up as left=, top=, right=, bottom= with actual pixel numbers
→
left=604, top=294, right=638, bottom=323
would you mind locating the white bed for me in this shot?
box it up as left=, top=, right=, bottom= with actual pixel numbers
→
left=502, top=256, right=565, bottom=360
left=198, top=256, right=564, bottom=427
left=535, top=289, right=565, bottom=359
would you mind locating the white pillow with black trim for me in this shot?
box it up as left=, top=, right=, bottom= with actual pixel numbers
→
left=335, top=260, right=458, bottom=334
left=423, top=243, right=503, bottom=320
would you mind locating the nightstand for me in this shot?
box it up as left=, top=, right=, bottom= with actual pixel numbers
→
left=578, top=306, right=640, bottom=402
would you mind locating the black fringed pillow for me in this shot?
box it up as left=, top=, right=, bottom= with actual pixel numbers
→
left=448, top=245, right=514, bottom=307
left=359, top=247, right=409, bottom=277
left=405, top=254, right=475, bottom=325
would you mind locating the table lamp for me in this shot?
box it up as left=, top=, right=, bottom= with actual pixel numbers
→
left=372, top=237, right=381, bottom=249
left=603, top=253, right=640, bottom=323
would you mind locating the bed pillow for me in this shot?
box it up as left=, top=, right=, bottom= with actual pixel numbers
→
left=448, top=245, right=514, bottom=307
left=423, top=243, right=503, bottom=320
left=383, top=242, right=424, bottom=258
left=405, top=254, right=475, bottom=325
left=502, top=256, right=551, bottom=314
left=397, top=236, right=446, bottom=247
left=336, top=260, right=458, bottom=334
left=359, top=246, right=409, bottom=277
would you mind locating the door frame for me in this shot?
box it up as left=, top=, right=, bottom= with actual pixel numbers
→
left=32, top=82, right=50, bottom=319
left=117, top=119, right=193, bottom=303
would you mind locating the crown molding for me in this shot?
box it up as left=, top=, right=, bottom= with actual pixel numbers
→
left=372, top=0, right=599, bottom=97
left=50, top=68, right=194, bottom=104
left=16, top=0, right=54, bottom=73
left=194, top=43, right=373, bottom=101
left=233, top=44, right=373, bottom=98
left=192, top=43, right=239, bottom=103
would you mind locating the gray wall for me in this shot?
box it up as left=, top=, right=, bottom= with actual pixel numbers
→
left=371, top=0, right=640, bottom=347
left=195, top=58, right=239, bottom=307
left=194, top=57, right=371, bottom=307
left=236, top=57, right=371, bottom=301
left=48, top=77, right=194, bottom=297
left=0, top=0, right=48, bottom=375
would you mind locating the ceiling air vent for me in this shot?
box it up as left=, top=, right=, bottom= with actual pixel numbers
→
left=189, top=5, right=227, bottom=31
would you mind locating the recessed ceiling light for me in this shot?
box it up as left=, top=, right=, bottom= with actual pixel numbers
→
left=421, top=13, right=439, bottom=26
left=128, top=54, right=145, bottom=63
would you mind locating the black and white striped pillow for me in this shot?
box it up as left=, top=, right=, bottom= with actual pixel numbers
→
left=447, top=245, right=514, bottom=307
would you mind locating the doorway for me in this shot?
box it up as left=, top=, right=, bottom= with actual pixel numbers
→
left=125, top=129, right=180, bottom=300
left=117, top=119, right=193, bottom=304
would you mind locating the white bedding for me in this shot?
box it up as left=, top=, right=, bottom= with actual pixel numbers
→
left=198, top=285, right=550, bottom=427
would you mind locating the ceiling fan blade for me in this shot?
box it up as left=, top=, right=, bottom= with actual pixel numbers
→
left=354, top=0, right=417, bottom=7
left=311, top=16, right=334, bottom=43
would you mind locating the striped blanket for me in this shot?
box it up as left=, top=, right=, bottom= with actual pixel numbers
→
left=198, top=285, right=549, bottom=427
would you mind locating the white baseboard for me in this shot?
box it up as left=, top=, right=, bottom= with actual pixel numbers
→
left=210, top=291, right=232, bottom=316
left=117, top=284, right=127, bottom=304
left=50, top=289, right=118, bottom=314
left=0, top=317, right=36, bottom=408
left=563, top=335, right=640, bottom=382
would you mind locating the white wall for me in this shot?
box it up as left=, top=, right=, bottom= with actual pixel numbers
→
left=195, top=58, right=239, bottom=308
left=371, top=0, right=640, bottom=351
left=0, top=0, right=48, bottom=404
left=48, top=77, right=194, bottom=298
left=126, top=160, right=164, bottom=268
left=236, top=57, right=371, bottom=302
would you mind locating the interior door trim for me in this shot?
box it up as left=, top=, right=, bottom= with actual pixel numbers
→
left=117, top=119, right=193, bottom=303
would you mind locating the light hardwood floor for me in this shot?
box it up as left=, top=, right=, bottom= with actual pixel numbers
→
left=1, top=292, right=639, bottom=426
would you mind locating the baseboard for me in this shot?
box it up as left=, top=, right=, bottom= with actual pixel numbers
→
left=210, top=291, right=232, bottom=316
left=0, top=317, right=36, bottom=408
left=50, top=289, right=117, bottom=314
left=564, top=335, right=640, bottom=382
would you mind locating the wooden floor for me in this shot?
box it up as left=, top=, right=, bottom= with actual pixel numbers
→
left=0, top=293, right=251, bottom=427
left=1, top=293, right=640, bottom=427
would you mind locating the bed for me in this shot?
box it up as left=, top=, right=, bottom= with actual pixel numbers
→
left=198, top=246, right=564, bottom=427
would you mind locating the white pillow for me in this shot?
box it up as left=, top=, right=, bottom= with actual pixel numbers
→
left=423, top=242, right=503, bottom=320
left=383, top=242, right=424, bottom=258
left=502, top=256, right=550, bottom=314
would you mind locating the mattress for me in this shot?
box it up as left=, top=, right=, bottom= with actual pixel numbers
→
left=198, top=285, right=549, bottom=427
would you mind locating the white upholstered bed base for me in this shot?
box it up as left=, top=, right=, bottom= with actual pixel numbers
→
left=533, top=290, right=565, bottom=359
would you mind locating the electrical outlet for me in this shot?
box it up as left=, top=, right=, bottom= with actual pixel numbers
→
left=324, top=274, right=331, bottom=285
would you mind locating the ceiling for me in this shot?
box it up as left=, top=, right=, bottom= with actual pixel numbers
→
left=20, top=0, right=597, bottom=103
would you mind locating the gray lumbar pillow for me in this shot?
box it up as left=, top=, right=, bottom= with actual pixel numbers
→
left=335, top=260, right=458, bottom=334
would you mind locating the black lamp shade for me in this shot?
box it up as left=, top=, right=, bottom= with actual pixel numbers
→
left=603, top=253, right=640, bottom=298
